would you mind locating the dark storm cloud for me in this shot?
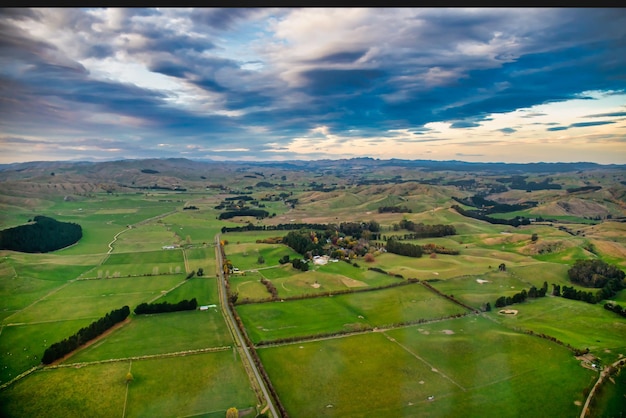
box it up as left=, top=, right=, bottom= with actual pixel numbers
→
left=1, top=8, right=625, bottom=163
left=190, top=8, right=261, bottom=31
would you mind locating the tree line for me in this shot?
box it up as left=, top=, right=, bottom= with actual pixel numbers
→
left=451, top=205, right=530, bottom=227
left=385, top=238, right=423, bottom=258
left=218, top=209, right=269, bottom=220
left=396, top=219, right=456, bottom=237
left=451, top=195, right=536, bottom=214
left=134, top=298, right=198, bottom=314
left=42, top=306, right=130, bottom=364
left=0, top=215, right=82, bottom=253
left=495, top=282, right=548, bottom=308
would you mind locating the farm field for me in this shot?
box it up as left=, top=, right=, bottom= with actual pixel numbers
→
left=1, top=159, right=625, bottom=418
left=258, top=316, right=596, bottom=417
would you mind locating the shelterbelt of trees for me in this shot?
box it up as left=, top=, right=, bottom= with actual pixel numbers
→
left=0, top=215, right=82, bottom=253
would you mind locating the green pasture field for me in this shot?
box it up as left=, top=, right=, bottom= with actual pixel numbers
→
left=220, top=229, right=292, bottom=244
left=87, top=249, right=185, bottom=277
left=3, top=252, right=102, bottom=282
left=425, top=271, right=534, bottom=310
left=161, top=211, right=223, bottom=244
left=225, top=242, right=300, bottom=270
left=0, top=276, right=65, bottom=320
left=230, top=271, right=274, bottom=301
left=185, top=246, right=217, bottom=276
left=68, top=310, right=231, bottom=363
left=237, top=283, right=468, bottom=343
left=490, top=296, right=626, bottom=361
left=0, top=319, right=95, bottom=385
left=155, top=276, right=220, bottom=306
left=125, top=352, right=257, bottom=418
left=258, top=316, right=595, bottom=417
left=107, top=223, right=178, bottom=253
left=371, top=251, right=529, bottom=281
left=0, top=361, right=129, bottom=418
left=4, top=275, right=184, bottom=324
left=258, top=325, right=457, bottom=417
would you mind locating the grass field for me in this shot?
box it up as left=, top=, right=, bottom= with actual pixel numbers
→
left=258, top=316, right=596, bottom=417
left=489, top=296, right=626, bottom=362
left=1, top=168, right=625, bottom=417
left=0, top=351, right=257, bottom=418
left=68, top=310, right=231, bottom=363
left=237, top=282, right=468, bottom=343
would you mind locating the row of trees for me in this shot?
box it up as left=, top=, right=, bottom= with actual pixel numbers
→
left=604, top=302, right=626, bottom=318
left=495, top=282, right=548, bottom=308
left=260, top=278, right=279, bottom=300
left=396, top=220, right=456, bottom=237
left=385, top=238, right=423, bottom=258
left=378, top=205, right=412, bottom=213
left=0, top=215, right=82, bottom=253
left=218, top=209, right=269, bottom=220
left=451, top=205, right=530, bottom=227
left=134, top=298, right=198, bottom=315
left=451, top=195, right=536, bottom=215
left=42, top=306, right=130, bottom=364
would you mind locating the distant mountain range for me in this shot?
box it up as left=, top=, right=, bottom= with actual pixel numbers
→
left=1, top=157, right=623, bottom=176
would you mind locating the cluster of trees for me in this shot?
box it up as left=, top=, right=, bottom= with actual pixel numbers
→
left=260, top=278, right=278, bottom=299
left=378, top=205, right=412, bottom=213
left=451, top=195, right=536, bottom=214
left=566, top=185, right=602, bottom=194
left=134, top=298, right=198, bottom=315
left=451, top=205, right=530, bottom=227
left=385, top=238, right=423, bottom=258
left=42, top=306, right=130, bottom=364
left=509, top=177, right=561, bottom=191
left=495, top=282, right=548, bottom=308
left=568, top=259, right=625, bottom=288
left=291, top=258, right=309, bottom=272
left=396, top=220, right=456, bottom=237
left=0, top=215, right=82, bottom=253
left=604, top=302, right=626, bottom=318
left=420, top=243, right=460, bottom=255
left=337, top=221, right=381, bottom=239
left=278, top=255, right=290, bottom=264
left=282, top=230, right=323, bottom=255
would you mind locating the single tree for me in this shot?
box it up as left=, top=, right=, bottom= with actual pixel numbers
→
left=257, top=255, right=265, bottom=264
left=125, top=372, right=133, bottom=384
left=226, top=407, right=239, bottom=418
left=498, top=263, right=506, bottom=272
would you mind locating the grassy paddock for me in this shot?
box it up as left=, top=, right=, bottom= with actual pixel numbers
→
left=5, top=275, right=184, bottom=324
left=185, top=246, right=217, bottom=276
left=237, top=283, right=467, bottom=343
left=259, top=316, right=595, bottom=417
left=0, top=361, right=129, bottom=418
left=0, top=319, right=96, bottom=385
left=258, top=331, right=457, bottom=417
left=490, top=296, right=626, bottom=361
left=125, top=351, right=257, bottom=418
left=69, top=310, right=231, bottom=363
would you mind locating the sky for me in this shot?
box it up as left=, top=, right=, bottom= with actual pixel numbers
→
left=1, top=7, right=626, bottom=165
